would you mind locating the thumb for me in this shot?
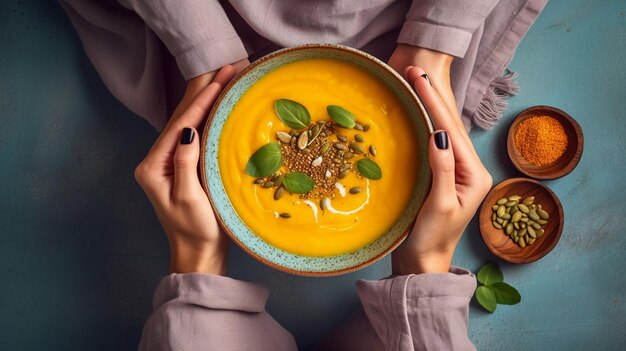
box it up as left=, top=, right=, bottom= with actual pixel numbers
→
left=428, top=130, right=456, bottom=202
left=173, top=127, right=201, bottom=196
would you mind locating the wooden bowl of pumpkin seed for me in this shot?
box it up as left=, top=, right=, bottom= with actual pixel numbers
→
left=479, top=178, right=564, bottom=264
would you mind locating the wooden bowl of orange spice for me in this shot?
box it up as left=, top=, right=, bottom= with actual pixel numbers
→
left=507, top=106, right=584, bottom=180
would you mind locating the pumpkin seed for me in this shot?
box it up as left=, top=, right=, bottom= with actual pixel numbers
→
left=369, top=145, right=377, bottom=157
left=349, top=187, right=362, bottom=194
left=343, top=152, right=354, bottom=160
left=349, top=143, right=364, bottom=154
left=363, top=124, right=371, bottom=132
left=338, top=170, right=349, bottom=179
left=297, top=132, right=308, bottom=150
left=354, top=134, right=364, bottom=142
left=497, top=198, right=508, bottom=205
left=337, top=135, right=348, bottom=142
left=312, top=156, right=323, bottom=167
left=320, top=198, right=327, bottom=211
left=274, top=186, right=285, bottom=200
left=262, top=181, right=275, bottom=188
left=334, top=142, right=347, bottom=150
left=279, top=212, right=291, bottom=218
left=518, top=204, right=530, bottom=213
left=253, top=178, right=264, bottom=184
left=274, top=175, right=284, bottom=187
left=276, top=131, right=292, bottom=143
left=354, top=123, right=364, bottom=131
left=333, top=158, right=342, bottom=164
left=522, top=196, right=535, bottom=206
left=506, top=223, right=514, bottom=235
left=321, top=142, right=330, bottom=154
left=537, top=209, right=550, bottom=220
left=340, top=164, right=352, bottom=172
left=497, top=205, right=506, bottom=217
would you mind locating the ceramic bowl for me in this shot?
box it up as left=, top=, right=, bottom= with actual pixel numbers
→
left=507, top=106, right=584, bottom=180
left=479, top=178, right=564, bottom=264
left=201, top=44, right=433, bottom=276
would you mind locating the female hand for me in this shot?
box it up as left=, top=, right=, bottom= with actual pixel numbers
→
left=134, top=65, right=237, bottom=275
left=392, top=66, right=493, bottom=275
left=388, top=44, right=459, bottom=120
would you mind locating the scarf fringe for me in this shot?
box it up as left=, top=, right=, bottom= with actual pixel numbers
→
left=473, top=70, right=519, bottom=130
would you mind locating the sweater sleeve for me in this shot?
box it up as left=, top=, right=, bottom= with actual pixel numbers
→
left=398, top=0, right=500, bottom=58
left=118, top=0, right=248, bottom=79
left=314, top=267, right=477, bottom=351
left=138, top=273, right=297, bottom=351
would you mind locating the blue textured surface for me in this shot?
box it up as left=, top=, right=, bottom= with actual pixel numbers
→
left=1, top=0, right=624, bottom=350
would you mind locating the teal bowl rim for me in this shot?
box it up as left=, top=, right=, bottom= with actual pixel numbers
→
left=201, top=44, right=433, bottom=276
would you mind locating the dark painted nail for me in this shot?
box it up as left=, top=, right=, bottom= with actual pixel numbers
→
left=421, top=73, right=432, bottom=86
left=180, top=128, right=195, bottom=145
left=434, top=131, right=448, bottom=150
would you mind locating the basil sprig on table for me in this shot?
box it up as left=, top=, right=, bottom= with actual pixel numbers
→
left=356, top=158, right=382, bottom=180
left=245, top=142, right=283, bottom=177
left=282, top=172, right=315, bottom=194
left=475, top=262, right=521, bottom=313
left=275, top=99, right=311, bottom=129
left=327, top=105, right=356, bottom=129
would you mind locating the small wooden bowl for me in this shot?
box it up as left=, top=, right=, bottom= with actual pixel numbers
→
left=507, top=106, right=583, bottom=180
left=479, top=178, right=564, bottom=264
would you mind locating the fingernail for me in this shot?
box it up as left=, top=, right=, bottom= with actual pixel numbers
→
left=180, top=128, right=195, bottom=145
left=421, top=73, right=432, bottom=86
left=434, top=131, right=448, bottom=150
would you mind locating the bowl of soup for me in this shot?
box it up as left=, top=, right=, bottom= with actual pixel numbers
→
left=201, top=44, right=433, bottom=276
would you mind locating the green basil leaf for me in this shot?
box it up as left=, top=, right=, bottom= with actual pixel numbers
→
left=356, top=158, right=382, bottom=180
left=475, top=285, right=497, bottom=313
left=245, top=142, right=282, bottom=177
left=477, top=262, right=503, bottom=286
left=327, top=105, right=356, bottom=128
left=491, top=282, right=521, bottom=305
left=282, top=172, right=315, bottom=194
left=275, top=99, right=311, bottom=129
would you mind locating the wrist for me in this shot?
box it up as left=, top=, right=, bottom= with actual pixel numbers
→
left=394, top=44, right=453, bottom=71
left=169, top=239, right=228, bottom=275
left=391, top=248, right=453, bottom=275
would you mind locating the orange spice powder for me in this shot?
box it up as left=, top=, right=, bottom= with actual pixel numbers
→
left=514, top=115, right=568, bottom=166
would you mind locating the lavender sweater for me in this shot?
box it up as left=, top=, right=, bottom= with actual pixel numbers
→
left=59, top=0, right=546, bottom=131
left=138, top=267, right=477, bottom=350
